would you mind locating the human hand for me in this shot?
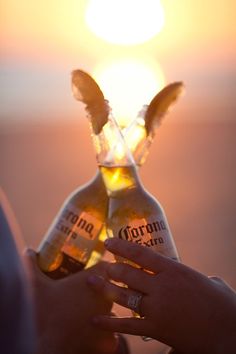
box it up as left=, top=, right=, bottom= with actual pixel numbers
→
left=24, top=249, right=119, bottom=354
left=88, top=238, right=236, bottom=354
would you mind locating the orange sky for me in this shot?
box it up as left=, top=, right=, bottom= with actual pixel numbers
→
left=1, top=0, right=235, bottom=123
left=1, top=0, right=235, bottom=56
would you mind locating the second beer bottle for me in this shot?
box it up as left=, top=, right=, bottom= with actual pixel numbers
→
left=73, top=70, right=180, bottom=263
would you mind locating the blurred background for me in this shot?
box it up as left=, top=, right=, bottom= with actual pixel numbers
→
left=1, top=1, right=235, bottom=353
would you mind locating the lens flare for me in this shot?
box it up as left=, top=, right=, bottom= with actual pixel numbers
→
left=86, top=0, right=165, bottom=45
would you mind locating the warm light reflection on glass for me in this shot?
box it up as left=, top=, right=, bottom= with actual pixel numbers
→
left=102, top=122, right=126, bottom=163
left=85, top=0, right=165, bottom=45
left=93, top=59, right=165, bottom=127
left=125, top=123, right=146, bottom=155
left=100, top=166, right=136, bottom=194
left=103, top=125, right=126, bottom=162
left=115, top=141, right=127, bottom=160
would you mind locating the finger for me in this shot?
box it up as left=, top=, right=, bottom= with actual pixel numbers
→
left=66, top=261, right=110, bottom=285
left=23, top=248, right=37, bottom=265
left=107, top=262, right=153, bottom=293
left=23, top=248, right=52, bottom=284
left=23, top=248, right=41, bottom=274
left=59, top=262, right=110, bottom=292
left=88, top=275, right=146, bottom=316
left=86, top=261, right=110, bottom=278
left=105, top=238, right=175, bottom=273
left=92, top=315, right=149, bottom=337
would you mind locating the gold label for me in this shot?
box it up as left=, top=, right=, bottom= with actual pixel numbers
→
left=114, top=216, right=179, bottom=260
left=39, top=204, right=104, bottom=266
left=57, top=206, right=102, bottom=241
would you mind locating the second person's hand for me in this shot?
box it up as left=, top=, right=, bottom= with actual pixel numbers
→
left=87, top=238, right=236, bottom=354
left=24, top=249, right=119, bottom=354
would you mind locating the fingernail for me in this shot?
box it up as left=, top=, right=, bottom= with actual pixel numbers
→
left=104, top=238, right=112, bottom=248
left=104, top=238, right=117, bottom=249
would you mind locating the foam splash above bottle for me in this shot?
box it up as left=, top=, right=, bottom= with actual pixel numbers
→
left=71, top=69, right=184, bottom=167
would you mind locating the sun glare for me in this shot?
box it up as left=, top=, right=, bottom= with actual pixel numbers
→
left=86, top=0, right=165, bottom=45
left=93, top=59, right=165, bottom=127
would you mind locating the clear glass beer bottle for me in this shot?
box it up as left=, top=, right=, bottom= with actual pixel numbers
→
left=74, top=70, right=183, bottom=264
left=37, top=171, right=108, bottom=279
left=106, top=166, right=180, bottom=260
left=37, top=71, right=111, bottom=278
left=73, top=79, right=180, bottom=263
left=37, top=70, right=182, bottom=278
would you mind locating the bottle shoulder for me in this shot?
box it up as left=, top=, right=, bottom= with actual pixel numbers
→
left=63, top=172, right=108, bottom=212
left=108, top=185, right=164, bottom=218
left=141, top=187, right=163, bottom=209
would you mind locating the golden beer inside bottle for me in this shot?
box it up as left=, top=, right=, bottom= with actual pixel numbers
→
left=101, top=164, right=180, bottom=263
left=99, top=164, right=137, bottom=196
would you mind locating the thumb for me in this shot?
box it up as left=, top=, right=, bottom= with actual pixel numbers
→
left=23, top=248, right=51, bottom=284
left=23, top=248, right=38, bottom=271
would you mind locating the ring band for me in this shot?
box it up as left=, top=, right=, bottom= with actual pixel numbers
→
left=127, top=293, right=143, bottom=315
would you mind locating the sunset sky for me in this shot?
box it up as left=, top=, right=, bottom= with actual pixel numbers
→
left=1, top=0, right=235, bottom=125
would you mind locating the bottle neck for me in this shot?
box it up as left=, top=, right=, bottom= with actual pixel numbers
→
left=92, top=112, right=135, bottom=168
left=99, top=164, right=143, bottom=197
left=90, top=112, right=144, bottom=196
left=122, top=116, right=154, bottom=167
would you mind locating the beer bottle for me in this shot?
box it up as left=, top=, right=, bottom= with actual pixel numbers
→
left=37, top=71, right=111, bottom=278
left=104, top=164, right=180, bottom=262
left=37, top=171, right=108, bottom=279
left=101, top=133, right=179, bottom=262
left=73, top=70, right=180, bottom=262
left=37, top=70, right=182, bottom=278
left=85, top=81, right=183, bottom=269
left=74, top=70, right=183, bottom=262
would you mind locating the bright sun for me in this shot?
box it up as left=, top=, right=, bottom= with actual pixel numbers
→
left=93, top=59, right=165, bottom=127
left=86, top=0, right=165, bottom=45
